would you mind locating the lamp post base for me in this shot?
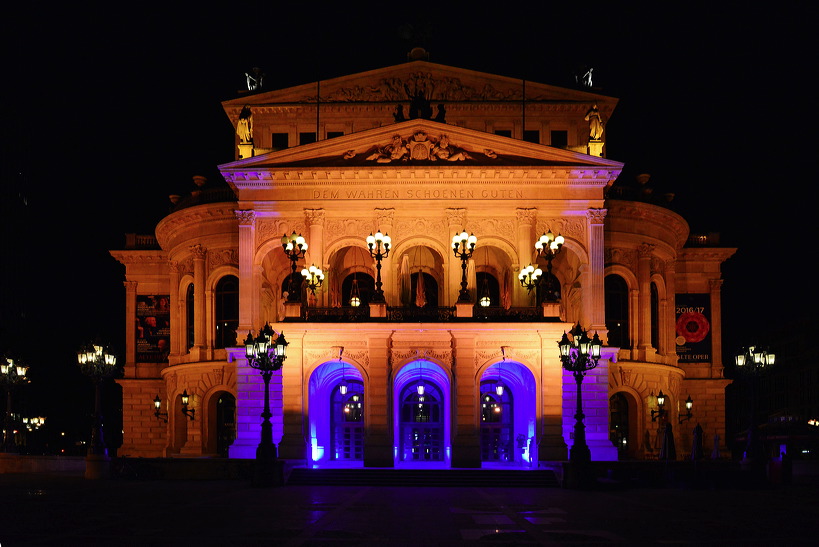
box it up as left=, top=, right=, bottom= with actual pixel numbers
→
left=84, top=453, right=111, bottom=480
left=252, top=456, right=284, bottom=487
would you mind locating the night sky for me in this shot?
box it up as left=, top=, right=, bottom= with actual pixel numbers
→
left=3, top=4, right=815, bottom=446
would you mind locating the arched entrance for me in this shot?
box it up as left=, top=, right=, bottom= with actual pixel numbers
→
left=609, top=392, right=637, bottom=459
left=394, top=359, right=451, bottom=466
left=214, top=392, right=236, bottom=457
left=308, top=359, right=364, bottom=465
left=479, top=361, right=537, bottom=466
left=399, top=381, right=444, bottom=462
left=331, top=381, right=364, bottom=461
left=480, top=382, right=513, bottom=462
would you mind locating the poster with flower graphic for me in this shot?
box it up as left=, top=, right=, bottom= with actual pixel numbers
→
left=136, top=295, right=170, bottom=363
left=675, top=294, right=711, bottom=363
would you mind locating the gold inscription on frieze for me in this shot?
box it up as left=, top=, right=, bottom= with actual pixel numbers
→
left=311, top=188, right=524, bottom=200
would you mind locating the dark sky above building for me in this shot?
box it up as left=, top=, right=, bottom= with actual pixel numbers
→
left=2, top=4, right=815, bottom=427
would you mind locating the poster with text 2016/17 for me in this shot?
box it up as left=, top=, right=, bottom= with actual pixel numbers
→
left=675, top=294, right=711, bottom=364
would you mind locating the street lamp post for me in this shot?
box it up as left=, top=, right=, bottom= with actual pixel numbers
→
left=281, top=231, right=308, bottom=302
left=534, top=230, right=564, bottom=302
left=245, top=324, right=288, bottom=485
left=735, top=345, right=775, bottom=478
left=366, top=230, right=391, bottom=302
left=301, top=264, right=325, bottom=295
left=452, top=230, right=477, bottom=303
left=558, top=324, right=602, bottom=463
left=76, top=343, right=118, bottom=479
left=1, top=357, right=29, bottom=453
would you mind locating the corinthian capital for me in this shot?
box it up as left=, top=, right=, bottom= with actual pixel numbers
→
left=586, top=208, right=608, bottom=224
left=235, top=209, right=256, bottom=225
left=445, top=208, right=466, bottom=226
left=304, top=208, right=326, bottom=226
left=189, top=244, right=207, bottom=259
left=515, top=208, right=537, bottom=225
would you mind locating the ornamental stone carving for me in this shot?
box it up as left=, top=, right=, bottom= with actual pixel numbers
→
left=375, top=208, right=395, bottom=226
left=304, top=209, right=326, bottom=226
left=535, top=218, right=584, bottom=240
left=392, top=347, right=452, bottom=368
left=208, top=249, right=239, bottom=269
left=189, top=244, right=207, bottom=260
left=235, top=210, right=256, bottom=225
left=515, top=208, right=537, bottom=225
left=445, top=208, right=466, bottom=227
left=586, top=208, right=608, bottom=224
left=256, top=219, right=307, bottom=249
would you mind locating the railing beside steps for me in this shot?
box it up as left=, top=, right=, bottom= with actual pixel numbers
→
left=296, top=306, right=560, bottom=323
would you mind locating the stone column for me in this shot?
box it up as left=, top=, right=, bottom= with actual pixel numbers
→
left=236, top=210, right=256, bottom=337
left=364, top=332, right=394, bottom=467
left=537, top=329, right=568, bottom=461
left=375, top=208, right=395, bottom=303
left=445, top=208, right=466, bottom=305
left=278, top=330, right=307, bottom=461
left=190, top=244, right=208, bottom=354
left=514, top=208, right=537, bottom=306
left=168, top=262, right=181, bottom=357
left=305, top=209, right=326, bottom=306
left=636, top=243, right=654, bottom=353
left=664, top=260, right=678, bottom=360
left=124, top=281, right=138, bottom=378
left=709, top=278, right=725, bottom=377
left=451, top=331, right=481, bottom=467
left=585, top=209, right=607, bottom=333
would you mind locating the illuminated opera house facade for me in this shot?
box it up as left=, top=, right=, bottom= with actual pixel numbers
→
left=111, top=54, right=734, bottom=468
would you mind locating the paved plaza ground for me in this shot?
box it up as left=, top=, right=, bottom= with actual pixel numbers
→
left=2, top=471, right=818, bottom=546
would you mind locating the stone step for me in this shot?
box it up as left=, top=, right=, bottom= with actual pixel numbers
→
left=287, top=468, right=559, bottom=487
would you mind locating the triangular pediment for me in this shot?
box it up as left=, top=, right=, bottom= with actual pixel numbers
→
left=223, top=60, right=616, bottom=111
left=220, top=119, right=622, bottom=171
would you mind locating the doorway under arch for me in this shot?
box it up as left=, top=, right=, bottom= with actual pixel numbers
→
left=609, top=391, right=638, bottom=459
left=479, top=361, right=537, bottom=466
left=393, top=360, right=451, bottom=466
left=308, top=359, right=364, bottom=466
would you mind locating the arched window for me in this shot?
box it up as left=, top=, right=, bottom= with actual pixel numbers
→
left=331, top=381, right=364, bottom=461
left=281, top=274, right=304, bottom=303
left=476, top=272, right=500, bottom=307
left=342, top=273, right=375, bottom=307
left=479, top=380, right=513, bottom=462
left=185, top=283, right=195, bottom=350
left=650, top=282, right=660, bottom=351
left=410, top=272, right=438, bottom=307
left=399, top=382, right=443, bottom=461
left=605, top=275, right=630, bottom=348
left=215, top=275, right=238, bottom=349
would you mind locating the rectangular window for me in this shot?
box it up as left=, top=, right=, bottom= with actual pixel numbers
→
left=327, top=131, right=344, bottom=139
left=523, top=130, right=540, bottom=144
left=494, top=129, right=512, bottom=138
left=299, top=132, right=317, bottom=145
left=550, top=130, right=568, bottom=148
left=271, top=133, right=288, bottom=150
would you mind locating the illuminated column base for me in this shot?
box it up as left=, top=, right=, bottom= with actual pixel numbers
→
left=455, top=302, right=473, bottom=318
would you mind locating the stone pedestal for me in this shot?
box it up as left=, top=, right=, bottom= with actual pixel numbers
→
left=455, top=302, right=473, bottom=318
left=588, top=140, right=604, bottom=157
left=368, top=302, right=387, bottom=318
left=84, top=454, right=111, bottom=480
left=284, top=302, right=302, bottom=318
left=541, top=302, right=560, bottom=318
left=238, top=143, right=254, bottom=159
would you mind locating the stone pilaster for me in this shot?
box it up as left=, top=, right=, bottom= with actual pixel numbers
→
left=445, top=208, right=466, bottom=305
left=235, top=210, right=256, bottom=337
left=451, top=331, right=481, bottom=467
left=190, top=244, right=207, bottom=354
left=364, top=332, right=394, bottom=467
left=124, top=281, right=138, bottom=377
left=585, top=209, right=607, bottom=333
left=636, top=243, right=654, bottom=354
left=515, top=208, right=537, bottom=306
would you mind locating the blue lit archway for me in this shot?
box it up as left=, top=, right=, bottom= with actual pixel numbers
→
left=479, top=360, right=537, bottom=466
left=393, top=359, right=451, bottom=467
left=308, top=359, right=364, bottom=466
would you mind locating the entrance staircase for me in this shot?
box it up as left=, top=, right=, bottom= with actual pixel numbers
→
left=286, top=467, right=560, bottom=487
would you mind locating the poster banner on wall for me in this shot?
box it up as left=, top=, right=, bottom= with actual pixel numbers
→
left=675, top=293, right=711, bottom=363
left=136, top=295, right=170, bottom=362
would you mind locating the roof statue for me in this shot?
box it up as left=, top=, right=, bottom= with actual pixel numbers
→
left=584, top=104, right=604, bottom=141
left=245, top=67, right=265, bottom=91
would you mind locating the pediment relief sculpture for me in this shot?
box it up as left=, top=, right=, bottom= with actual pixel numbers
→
left=356, top=131, right=493, bottom=164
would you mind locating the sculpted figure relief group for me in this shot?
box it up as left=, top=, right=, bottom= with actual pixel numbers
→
left=363, top=131, right=478, bottom=163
